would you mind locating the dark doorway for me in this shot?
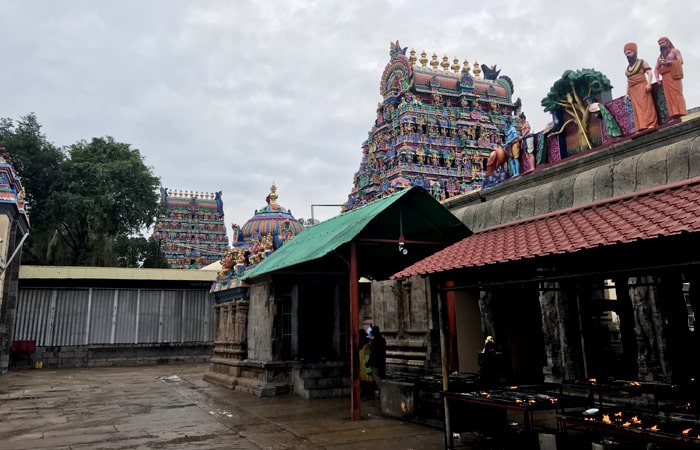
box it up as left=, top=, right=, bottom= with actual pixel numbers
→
left=296, top=278, right=348, bottom=361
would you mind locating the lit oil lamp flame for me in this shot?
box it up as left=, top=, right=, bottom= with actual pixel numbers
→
left=602, top=414, right=611, bottom=424
left=682, top=428, right=691, bottom=435
left=480, top=391, right=489, bottom=398
left=629, top=381, right=641, bottom=387
left=549, top=398, right=558, bottom=404
left=622, top=421, right=631, bottom=427
left=589, top=378, right=597, bottom=384
left=631, top=416, right=642, bottom=425
left=510, top=386, right=518, bottom=390
left=614, top=411, right=623, bottom=417
left=650, top=425, right=658, bottom=431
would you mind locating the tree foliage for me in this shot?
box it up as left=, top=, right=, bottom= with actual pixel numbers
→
left=1, top=115, right=162, bottom=266
left=0, top=114, right=64, bottom=214
left=541, top=69, right=613, bottom=150
left=114, top=235, right=170, bottom=268
left=44, top=137, right=161, bottom=265
left=0, top=114, right=66, bottom=263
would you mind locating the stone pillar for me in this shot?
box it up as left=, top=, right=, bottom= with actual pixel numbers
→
left=233, top=300, right=249, bottom=359
left=628, top=276, right=670, bottom=381
left=211, top=301, right=248, bottom=361
left=478, top=290, right=497, bottom=341
left=538, top=281, right=584, bottom=383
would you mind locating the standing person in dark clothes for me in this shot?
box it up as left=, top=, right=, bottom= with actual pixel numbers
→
left=367, top=325, right=386, bottom=392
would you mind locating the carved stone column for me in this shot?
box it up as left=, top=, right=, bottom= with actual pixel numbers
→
left=628, top=276, right=669, bottom=381
left=233, top=300, right=249, bottom=359
left=478, top=290, right=497, bottom=341
left=538, top=281, right=583, bottom=383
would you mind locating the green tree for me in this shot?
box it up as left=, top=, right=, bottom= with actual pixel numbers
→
left=0, top=113, right=65, bottom=207
left=114, top=235, right=170, bottom=268
left=42, top=137, right=161, bottom=265
left=0, top=113, right=66, bottom=264
left=541, top=69, right=613, bottom=151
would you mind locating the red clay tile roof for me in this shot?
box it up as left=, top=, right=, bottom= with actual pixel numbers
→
left=392, top=177, right=700, bottom=279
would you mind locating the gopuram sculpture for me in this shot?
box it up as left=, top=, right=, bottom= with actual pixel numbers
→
left=344, top=40, right=523, bottom=210
left=151, top=189, right=229, bottom=269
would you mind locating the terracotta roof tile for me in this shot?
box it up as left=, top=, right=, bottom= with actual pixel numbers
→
left=392, top=177, right=700, bottom=279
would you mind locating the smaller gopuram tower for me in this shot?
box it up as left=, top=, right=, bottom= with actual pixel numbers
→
left=151, top=188, right=229, bottom=269
left=344, top=40, right=521, bottom=210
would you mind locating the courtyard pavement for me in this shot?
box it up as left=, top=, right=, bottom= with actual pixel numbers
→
left=0, top=363, right=453, bottom=450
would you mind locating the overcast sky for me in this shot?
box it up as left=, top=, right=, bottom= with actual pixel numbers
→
left=1, top=0, right=698, bottom=242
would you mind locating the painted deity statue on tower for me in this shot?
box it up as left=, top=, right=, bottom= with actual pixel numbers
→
left=654, top=36, right=686, bottom=120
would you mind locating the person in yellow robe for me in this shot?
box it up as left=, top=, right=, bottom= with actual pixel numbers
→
left=359, top=328, right=374, bottom=395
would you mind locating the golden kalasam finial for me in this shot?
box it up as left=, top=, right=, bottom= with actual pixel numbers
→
left=269, top=182, right=278, bottom=205
left=451, top=57, right=460, bottom=74
left=430, top=53, right=439, bottom=71
left=441, top=55, right=450, bottom=72
left=420, top=50, right=428, bottom=67
left=463, top=59, right=470, bottom=74
left=409, top=48, right=417, bottom=65
left=473, top=61, right=481, bottom=79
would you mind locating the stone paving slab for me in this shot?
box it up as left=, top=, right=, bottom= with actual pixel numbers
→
left=0, top=363, right=447, bottom=450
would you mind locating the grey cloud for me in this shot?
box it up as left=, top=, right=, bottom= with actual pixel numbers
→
left=1, top=0, right=698, bottom=235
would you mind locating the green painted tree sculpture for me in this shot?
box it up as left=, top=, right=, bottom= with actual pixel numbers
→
left=541, top=69, right=613, bottom=151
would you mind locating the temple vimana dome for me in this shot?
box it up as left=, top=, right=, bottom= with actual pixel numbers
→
left=210, top=182, right=303, bottom=293
left=233, top=182, right=303, bottom=249
left=344, top=40, right=521, bottom=211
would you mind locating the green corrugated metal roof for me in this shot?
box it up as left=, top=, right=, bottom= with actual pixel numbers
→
left=243, top=186, right=470, bottom=281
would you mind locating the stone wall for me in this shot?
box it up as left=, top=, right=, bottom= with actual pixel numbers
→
left=246, top=282, right=275, bottom=361
left=13, top=343, right=213, bottom=369
left=371, top=275, right=440, bottom=377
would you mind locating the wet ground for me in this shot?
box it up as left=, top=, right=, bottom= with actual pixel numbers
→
left=0, top=363, right=452, bottom=450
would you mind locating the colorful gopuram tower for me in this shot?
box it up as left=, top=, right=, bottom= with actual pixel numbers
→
left=344, top=40, right=521, bottom=210
left=151, top=188, right=229, bottom=269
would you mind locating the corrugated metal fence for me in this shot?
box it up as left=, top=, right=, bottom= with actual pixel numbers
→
left=13, top=288, right=214, bottom=346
